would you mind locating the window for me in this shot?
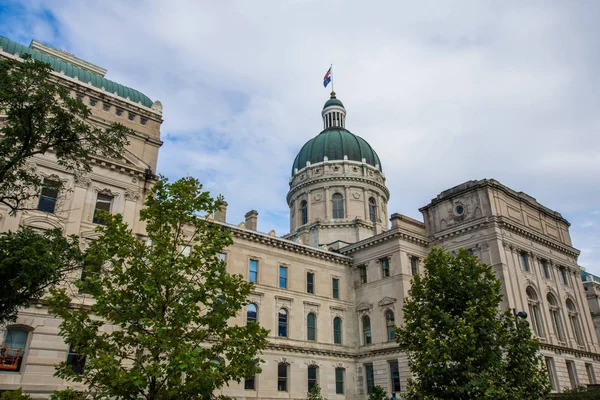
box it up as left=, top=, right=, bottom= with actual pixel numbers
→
left=566, top=299, right=584, bottom=345
left=279, top=266, right=288, bottom=289
left=333, top=317, right=342, bottom=344
left=545, top=357, right=558, bottom=391
left=66, top=344, right=86, bottom=374
left=249, top=259, right=258, bottom=283
left=116, top=108, right=123, bottom=116
left=586, top=363, right=597, bottom=384
left=547, top=294, right=565, bottom=342
left=244, top=375, right=256, bottom=390
left=278, top=363, right=288, bottom=392
left=559, top=267, right=569, bottom=286
left=102, top=104, right=110, bottom=112
left=93, top=193, right=113, bottom=224
left=301, top=200, right=308, bottom=225
left=335, top=367, right=344, bottom=394
left=332, top=193, right=344, bottom=219
left=128, top=113, right=136, bottom=121
left=278, top=308, right=288, bottom=337
left=526, top=287, right=544, bottom=337
left=362, top=316, right=372, bottom=345
left=332, top=278, right=340, bottom=299
left=540, top=259, right=551, bottom=279
left=307, top=366, right=318, bottom=391
left=307, top=313, right=316, bottom=341
left=89, top=98, right=96, bottom=106
left=141, top=118, right=148, bottom=125
left=247, top=303, right=257, bottom=325
left=1, top=327, right=28, bottom=372
left=566, top=360, right=578, bottom=389
left=369, top=197, right=376, bottom=222
left=410, top=256, right=419, bottom=275
left=520, top=252, right=530, bottom=272
left=359, top=266, right=367, bottom=284
left=365, top=364, right=375, bottom=394
left=76, top=94, right=83, bottom=101
left=381, top=257, right=390, bottom=278
left=389, top=360, right=401, bottom=393
left=37, top=179, right=60, bottom=213
left=385, top=310, right=395, bottom=341
left=307, top=272, right=314, bottom=294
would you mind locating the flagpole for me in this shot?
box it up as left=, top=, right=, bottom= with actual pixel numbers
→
left=331, top=63, right=334, bottom=94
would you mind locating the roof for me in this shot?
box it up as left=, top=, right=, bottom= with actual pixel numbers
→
left=292, top=128, right=382, bottom=175
left=323, top=97, right=344, bottom=109
left=0, top=36, right=153, bottom=108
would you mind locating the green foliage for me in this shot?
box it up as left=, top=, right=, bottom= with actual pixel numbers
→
left=0, top=389, right=33, bottom=399
left=0, top=55, right=129, bottom=213
left=48, top=176, right=269, bottom=400
left=368, top=385, right=388, bottom=400
left=0, top=227, right=83, bottom=322
left=50, top=389, right=83, bottom=400
left=558, top=386, right=600, bottom=399
left=307, top=383, right=327, bottom=400
left=397, top=247, right=551, bottom=400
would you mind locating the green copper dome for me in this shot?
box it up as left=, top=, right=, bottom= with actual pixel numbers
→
left=323, top=98, right=344, bottom=109
left=0, top=36, right=153, bottom=108
left=292, top=128, right=382, bottom=175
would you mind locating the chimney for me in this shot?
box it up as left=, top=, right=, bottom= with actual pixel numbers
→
left=390, top=213, right=402, bottom=229
left=245, top=210, right=258, bottom=231
left=214, top=201, right=228, bottom=223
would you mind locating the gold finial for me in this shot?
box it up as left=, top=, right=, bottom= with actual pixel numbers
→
left=330, top=91, right=336, bottom=99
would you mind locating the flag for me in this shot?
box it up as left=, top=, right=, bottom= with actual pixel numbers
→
left=323, top=66, right=332, bottom=88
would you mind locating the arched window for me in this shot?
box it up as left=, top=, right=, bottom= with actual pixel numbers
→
left=301, top=200, right=308, bottom=225
left=526, top=287, right=544, bottom=337
left=332, top=193, right=344, bottom=219
left=566, top=299, right=584, bottom=345
left=362, top=316, right=372, bottom=345
left=278, top=308, right=288, bottom=337
left=369, top=197, right=377, bottom=222
left=385, top=310, right=395, bottom=341
left=547, top=294, right=564, bottom=342
left=1, top=327, right=29, bottom=372
left=247, top=303, right=258, bottom=325
left=333, top=317, right=342, bottom=344
left=307, top=313, right=316, bottom=341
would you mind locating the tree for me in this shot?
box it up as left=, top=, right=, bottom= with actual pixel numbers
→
left=397, top=247, right=550, bottom=400
left=0, top=227, right=83, bottom=322
left=0, top=55, right=129, bottom=212
left=1, top=389, right=33, bottom=400
left=48, top=176, right=269, bottom=400
left=307, top=383, right=327, bottom=400
left=369, top=385, right=388, bottom=400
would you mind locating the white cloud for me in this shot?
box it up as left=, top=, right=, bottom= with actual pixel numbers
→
left=9, top=0, right=600, bottom=273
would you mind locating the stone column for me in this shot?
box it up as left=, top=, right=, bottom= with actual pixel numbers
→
left=325, top=186, right=330, bottom=219
left=306, top=190, right=312, bottom=223
left=344, top=185, right=350, bottom=218
left=123, top=188, right=141, bottom=228
left=363, top=188, right=369, bottom=221
left=66, top=175, right=92, bottom=235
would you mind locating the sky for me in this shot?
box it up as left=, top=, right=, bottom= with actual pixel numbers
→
left=1, top=1, right=599, bottom=274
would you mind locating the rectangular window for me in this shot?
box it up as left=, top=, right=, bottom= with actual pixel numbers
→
left=332, top=278, right=340, bottom=299
left=2, top=328, right=28, bottom=372
left=389, top=360, right=401, bottom=394
left=66, top=345, right=86, bottom=374
left=381, top=257, right=390, bottom=278
left=545, top=357, right=557, bottom=391
left=93, top=193, right=113, bottom=224
left=365, top=364, right=375, bottom=394
left=410, top=257, right=419, bottom=275
left=279, top=266, right=288, bottom=289
left=249, top=259, right=258, bottom=283
left=566, top=360, right=578, bottom=389
left=278, top=363, right=288, bottom=392
left=520, top=252, right=530, bottom=272
left=37, top=179, right=60, bottom=213
left=586, top=363, right=597, bottom=384
left=359, top=266, right=367, bottom=284
left=335, top=367, right=344, bottom=394
left=307, top=272, right=314, bottom=294
left=540, top=259, right=551, bottom=279
left=307, top=366, right=317, bottom=392
left=559, top=267, right=569, bottom=286
left=244, top=375, right=256, bottom=390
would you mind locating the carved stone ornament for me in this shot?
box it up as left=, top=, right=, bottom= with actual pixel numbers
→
left=306, top=359, right=319, bottom=367
left=94, top=187, right=119, bottom=197
left=125, top=188, right=140, bottom=201
left=74, top=174, right=91, bottom=188
left=313, top=193, right=322, bottom=201
left=356, top=302, right=372, bottom=314
left=352, top=192, right=361, bottom=199
left=378, top=297, right=397, bottom=309
left=275, top=356, right=290, bottom=365
left=333, top=362, right=345, bottom=369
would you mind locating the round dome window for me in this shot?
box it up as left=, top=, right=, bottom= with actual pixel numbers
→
left=455, top=205, right=464, bottom=215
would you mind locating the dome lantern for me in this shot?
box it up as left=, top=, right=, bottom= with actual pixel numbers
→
left=322, top=91, right=346, bottom=129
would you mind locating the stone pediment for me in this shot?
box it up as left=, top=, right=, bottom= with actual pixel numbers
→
left=378, top=297, right=397, bottom=308
left=356, top=302, right=372, bottom=313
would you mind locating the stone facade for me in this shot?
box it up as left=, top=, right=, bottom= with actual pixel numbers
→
left=1, top=36, right=599, bottom=399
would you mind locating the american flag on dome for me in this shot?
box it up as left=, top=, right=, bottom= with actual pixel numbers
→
left=323, top=66, right=332, bottom=88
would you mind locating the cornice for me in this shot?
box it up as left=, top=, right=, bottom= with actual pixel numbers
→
left=540, top=343, right=600, bottom=361
left=340, top=226, right=429, bottom=255
left=287, top=175, right=390, bottom=204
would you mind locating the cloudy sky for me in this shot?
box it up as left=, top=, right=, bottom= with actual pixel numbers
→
left=2, top=1, right=599, bottom=274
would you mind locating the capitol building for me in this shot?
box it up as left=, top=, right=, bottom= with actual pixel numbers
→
left=1, top=35, right=599, bottom=399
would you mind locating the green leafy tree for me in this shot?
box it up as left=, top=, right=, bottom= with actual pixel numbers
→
left=0, top=389, right=33, bottom=400
left=397, top=247, right=550, bottom=400
left=48, top=176, right=269, bottom=400
left=0, top=55, right=129, bottom=212
left=369, top=385, right=388, bottom=400
left=307, top=383, right=327, bottom=400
